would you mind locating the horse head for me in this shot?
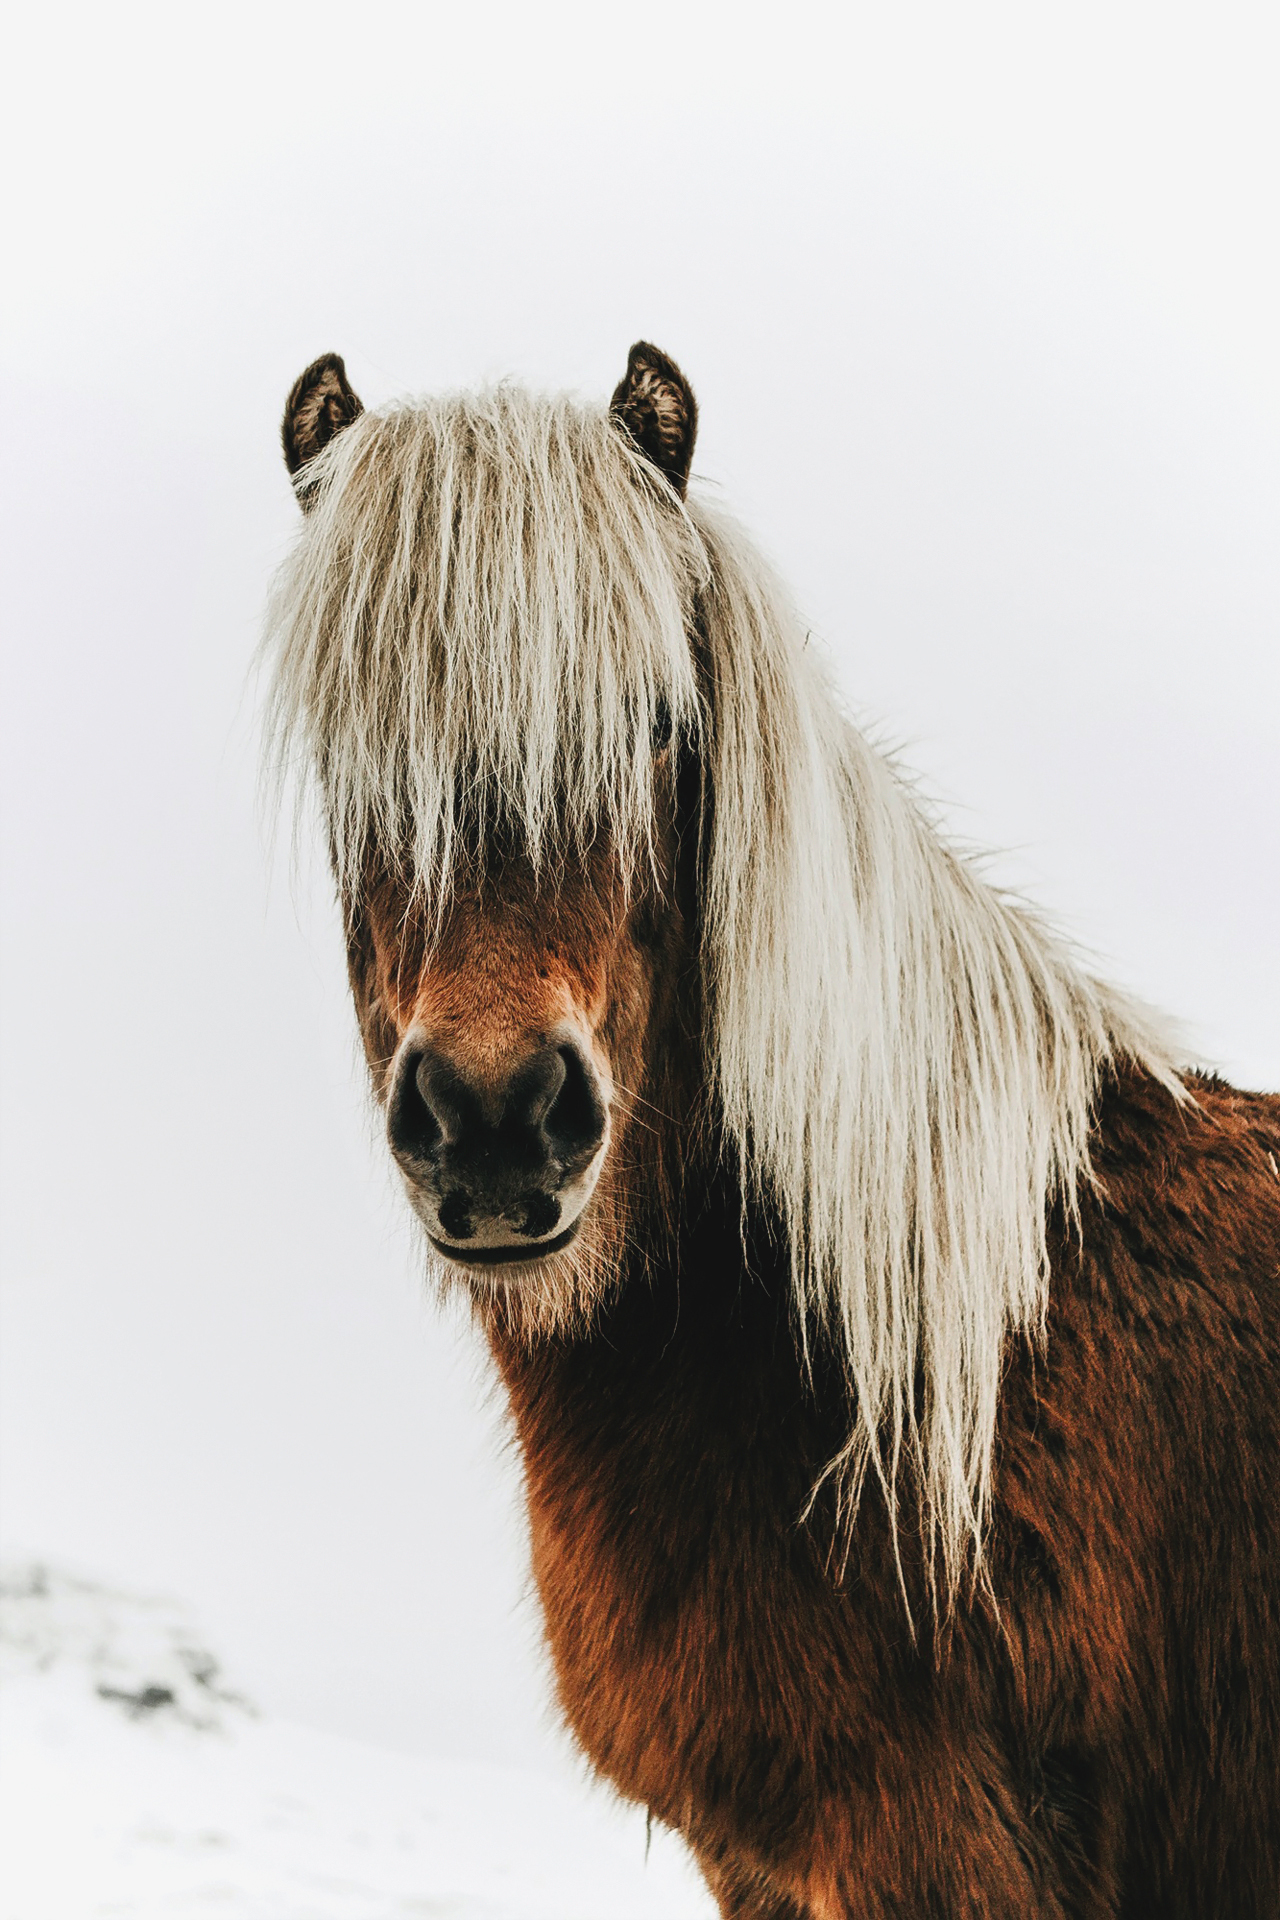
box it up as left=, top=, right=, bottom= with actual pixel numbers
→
left=274, top=345, right=703, bottom=1330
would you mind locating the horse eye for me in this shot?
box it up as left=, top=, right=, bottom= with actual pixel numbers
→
left=651, top=697, right=674, bottom=755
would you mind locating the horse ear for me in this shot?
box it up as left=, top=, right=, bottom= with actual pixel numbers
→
left=610, top=341, right=698, bottom=498
left=281, top=352, right=364, bottom=502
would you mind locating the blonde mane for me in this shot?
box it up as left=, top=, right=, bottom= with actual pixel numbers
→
left=265, top=385, right=1181, bottom=1593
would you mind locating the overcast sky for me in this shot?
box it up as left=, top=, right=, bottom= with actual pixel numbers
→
left=2, top=0, right=1277, bottom=1777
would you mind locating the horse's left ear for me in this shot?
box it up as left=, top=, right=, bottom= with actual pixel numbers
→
left=610, top=342, right=698, bottom=498
left=281, top=352, right=364, bottom=502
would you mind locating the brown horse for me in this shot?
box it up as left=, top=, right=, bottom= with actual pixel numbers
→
left=265, top=343, right=1280, bottom=1917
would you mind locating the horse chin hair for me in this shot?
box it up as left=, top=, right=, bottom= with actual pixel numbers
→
left=429, top=1198, right=628, bottom=1346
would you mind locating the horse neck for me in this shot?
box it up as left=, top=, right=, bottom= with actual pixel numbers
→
left=480, top=1149, right=846, bottom=1532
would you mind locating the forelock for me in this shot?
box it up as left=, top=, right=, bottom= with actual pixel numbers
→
left=264, top=386, right=706, bottom=900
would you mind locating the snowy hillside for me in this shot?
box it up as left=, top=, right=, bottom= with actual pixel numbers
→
left=0, top=1563, right=714, bottom=1919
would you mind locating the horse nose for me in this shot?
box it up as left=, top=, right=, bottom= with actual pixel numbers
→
left=387, top=1039, right=608, bottom=1243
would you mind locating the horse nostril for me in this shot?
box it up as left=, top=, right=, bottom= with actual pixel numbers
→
left=542, top=1045, right=607, bottom=1164
left=388, top=1050, right=445, bottom=1161
left=437, top=1189, right=476, bottom=1240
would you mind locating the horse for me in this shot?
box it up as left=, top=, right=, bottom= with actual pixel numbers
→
left=264, top=342, right=1280, bottom=1917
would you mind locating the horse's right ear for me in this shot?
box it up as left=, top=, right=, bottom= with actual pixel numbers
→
left=281, top=353, right=364, bottom=505
left=610, top=342, right=697, bottom=498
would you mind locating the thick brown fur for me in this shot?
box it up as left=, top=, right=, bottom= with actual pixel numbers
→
left=488, top=1070, right=1280, bottom=1918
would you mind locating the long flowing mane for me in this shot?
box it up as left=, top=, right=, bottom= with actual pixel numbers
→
left=265, top=385, right=1182, bottom=1592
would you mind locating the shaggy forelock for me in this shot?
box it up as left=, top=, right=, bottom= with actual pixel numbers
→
left=265, top=388, right=704, bottom=898
left=264, top=381, right=1182, bottom=1598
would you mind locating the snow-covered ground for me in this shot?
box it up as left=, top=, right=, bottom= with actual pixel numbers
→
left=0, top=1563, right=715, bottom=1919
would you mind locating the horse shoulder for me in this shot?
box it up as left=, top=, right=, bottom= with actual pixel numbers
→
left=987, top=1069, right=1280, bottom=1908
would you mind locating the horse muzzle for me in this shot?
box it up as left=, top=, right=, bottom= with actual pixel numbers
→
left=386, top=1029, right=610, bottom=1267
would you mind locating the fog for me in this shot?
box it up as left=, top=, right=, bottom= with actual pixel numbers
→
left=2, top=0, right=1276, bottom=1775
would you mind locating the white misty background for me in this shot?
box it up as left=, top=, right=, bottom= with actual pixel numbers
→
left=0, top=0, right=1277, bottom=1898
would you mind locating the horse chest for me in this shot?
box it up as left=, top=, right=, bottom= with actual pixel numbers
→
left=511, top=1333, right=903, bottom=1838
